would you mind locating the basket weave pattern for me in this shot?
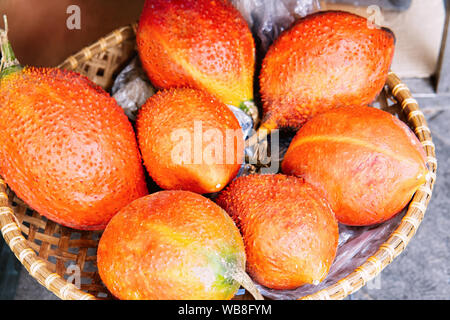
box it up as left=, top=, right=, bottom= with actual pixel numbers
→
left=0, top=24, right=437, bottom=300
left=57, top=24, right=138, bottom=90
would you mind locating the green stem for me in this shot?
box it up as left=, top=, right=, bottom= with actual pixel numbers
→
left=0, top=15, right=22, bottom=78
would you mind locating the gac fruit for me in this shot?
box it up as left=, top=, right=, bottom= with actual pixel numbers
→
left=257, top=10, right=395, bottom=136
left=216, top=174, right=339, bottom=290
left=97, top=190, right=263, bottom=300
left=282, top=106, right=428, bottom=226
left=137, top=0, right=256, bottom=113
left=0, top=32, right=148, bottom=230
left=136, top=88, right=244, bottom=194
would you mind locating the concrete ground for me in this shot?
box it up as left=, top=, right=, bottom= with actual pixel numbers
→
left=2, top=79, right=448, bottom=300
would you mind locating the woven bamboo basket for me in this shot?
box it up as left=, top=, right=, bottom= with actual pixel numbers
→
left=0, top=23, right=437, bottom=300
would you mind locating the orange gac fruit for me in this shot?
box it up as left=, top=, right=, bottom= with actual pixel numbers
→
left=0, top=67, right=148, bottom=230
left=216, top=174, right=339, bottom=290
left=97, top=190, right=263, bottom=300
left=136, top=0, right=255, bottom=109
left=136, top=88, right=244, bottom=194
left=259, top=10, right=395, bottom=131
left=282, top=106, right=428, bottom=226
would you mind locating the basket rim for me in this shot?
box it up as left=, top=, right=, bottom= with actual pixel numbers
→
left=0, top=24, right=438, bottom=300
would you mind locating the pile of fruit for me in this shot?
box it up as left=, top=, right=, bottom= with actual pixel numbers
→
left=0, top=0, right=428, bottom=300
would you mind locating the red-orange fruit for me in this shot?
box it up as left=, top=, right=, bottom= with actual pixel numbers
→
left=97, top=190, right=263, bottom=300
left=136, top=88, right=244, bottom=194
left=136, top=0, right=255, bottom=110
left=216, top=174, right=339, bottom=290
left=258, top=10, right=395, bottom=133
left=0, top=35, right=148, bottom=230
left=282, top=106, right=428, bottom=226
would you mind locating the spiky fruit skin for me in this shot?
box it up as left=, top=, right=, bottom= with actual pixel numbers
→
left=0, top=67, right=148, bottom=230
left=282, top=106, right=428, bottom=226
left=216, top=174, right=338, bottom=290
left=98, top=190, right=246, bottom=300
left=259, top=10, right=395, bottom=129
left=136, top=0, right=255, bottom=107
left=136, top=88, right=244, bottom=194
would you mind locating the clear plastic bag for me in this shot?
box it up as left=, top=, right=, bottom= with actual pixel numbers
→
left=231, top=0, right=320, bottom=53
left=111, top=57, right=155, bottom=121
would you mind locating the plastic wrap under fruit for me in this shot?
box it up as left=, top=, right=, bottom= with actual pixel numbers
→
left=231, top=0, right=321, bottom=53
left=111, top=57, right=155, bottom=121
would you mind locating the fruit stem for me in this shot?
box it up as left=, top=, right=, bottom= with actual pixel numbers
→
left=0, top=15, right=22, bottom=77
left=231, top=269, right=264, bottom=300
